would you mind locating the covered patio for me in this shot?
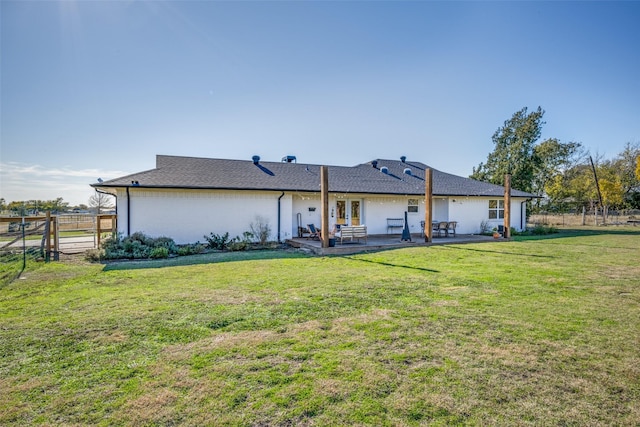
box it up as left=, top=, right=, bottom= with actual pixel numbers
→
left=287, top=233, right=497, bottom=255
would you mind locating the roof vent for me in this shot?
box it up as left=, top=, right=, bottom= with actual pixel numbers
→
left=380, top=166, right=389, bottom=174
left=400, top=156, right=407, bottom=163
left=282, top=155, right=297, bottom=163
left=252, top=155, right=260, bottom=164
left=403, top=168, right=412, bottom=176
left=371, top=160, right=378, bottom=169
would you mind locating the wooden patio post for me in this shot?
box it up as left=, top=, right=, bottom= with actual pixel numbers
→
left=425, top=168, right=433, bottom=242
left=504, top=174, right=511, bottom=239
left=320, top=165, right=329, bottom=248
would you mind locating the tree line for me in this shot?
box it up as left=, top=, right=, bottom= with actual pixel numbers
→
left=0, top=192, right=114, bottom=216
left=471, top=106, right=640, bottom=216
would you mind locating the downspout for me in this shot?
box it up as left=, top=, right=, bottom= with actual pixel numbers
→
left=277, top=192, right=285, bottom=243
left=521, top=198, right=532, bottom=230
left=126, top=186, right=131, bottom=237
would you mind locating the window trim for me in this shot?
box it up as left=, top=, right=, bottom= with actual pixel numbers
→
left=488, top=199, right=505, bottom=219
left=408, top=198, right=419, bottom=213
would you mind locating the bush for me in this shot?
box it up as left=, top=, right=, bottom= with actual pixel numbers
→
left=101, top=233, right=178, bottom=259
left=154, top=236, right=178, bottom=252
left=250, top=216, right=271, bottom=245
left=85, top=249, right=102, bottom=262
left=530, top=224, right=558, bottom=235
left=177, top=245, right=193, bottom=256
left=176, top=243, right=206, bottom=256
left=150, top=247, right=169, bottom=259
left=204, top=232, right=235, bottom=250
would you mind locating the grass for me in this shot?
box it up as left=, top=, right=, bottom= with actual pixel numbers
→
left=1, top=228, right=639, bottom=425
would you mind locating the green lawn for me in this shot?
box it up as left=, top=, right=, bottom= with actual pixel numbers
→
left=1, top=229, right=639, bottom=426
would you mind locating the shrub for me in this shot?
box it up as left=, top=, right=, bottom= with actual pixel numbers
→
left=530, top=224, right=559, bottom=235
left=204, top=232, right=234, bottom=250
left=101, top=233, right=178, bottom=259
left=154, top=236, right=178, bottom=252
left=84, top=249, right=102, bottom=262
left=177, top=245, right=193, bottom=256
left=250, top=216, right=271, bottom=245
left=176, top=243, right=206, bottom=256
left=150, top=247, right=169, bottom=259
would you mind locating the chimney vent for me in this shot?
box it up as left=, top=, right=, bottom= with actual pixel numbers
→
left=372, top=160, right=378, bottom=169
left=282, top=155, right=297, bottom=163
left=252, top=155, right=260, bottom=164
left=400, top=156, right=407, bottom=163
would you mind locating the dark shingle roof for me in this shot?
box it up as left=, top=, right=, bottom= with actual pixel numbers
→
left=92, top=155, right=536, bottom=198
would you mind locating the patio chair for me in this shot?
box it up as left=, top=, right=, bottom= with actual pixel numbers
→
left=307, top=224, right=321, bottom=240
left=435, top=221, right=449, bottom=237
left=446, top=221, right=457, bottom=237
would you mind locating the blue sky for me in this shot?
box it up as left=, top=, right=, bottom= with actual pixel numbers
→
left=1, top=1, right=639, bottom=205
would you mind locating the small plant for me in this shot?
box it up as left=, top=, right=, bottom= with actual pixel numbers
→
left=150, top=247, right=169, bottom=259
left=228, top=232, right=254, bottom=251
left=480, top=220, right=491, bottom=234
left=84, top=248, right=102, bottom=262
left=249, top=216, right=271, bottom=245
left=204, top=232, right=234, bottom=250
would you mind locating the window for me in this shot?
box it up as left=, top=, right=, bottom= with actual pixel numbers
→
left=488, top=199, right=504, bottom=219
left=408, top=198, right=419, bottom=213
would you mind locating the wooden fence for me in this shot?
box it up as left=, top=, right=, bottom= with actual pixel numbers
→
left=0, top=213, right=117, bottom=260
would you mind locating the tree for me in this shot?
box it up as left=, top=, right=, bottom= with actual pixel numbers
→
left=89, top=191, right=115, bottom=214
left=543, top=143, right=640, bottom=214
left=532, top=138, right=584, bottom=208
left=46, top=197, right=69, bottom=213
left=5, top=198, right=69, bottom=215
left=611, top=142, right=640, bottom=208
left=471, top=106, right=545, bottom=193
left=545, top=163, right=594, bottom=212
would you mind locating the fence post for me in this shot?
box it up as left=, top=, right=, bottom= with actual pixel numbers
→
left=21, top=217, right=26, bottom=270
left=97, top=214, right=102, bottom=248
left=53, top=216, right=59, bottom=260
left=46, top=212, right=52, bottom=262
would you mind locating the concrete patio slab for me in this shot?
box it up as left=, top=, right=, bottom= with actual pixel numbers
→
left=287, top=233, right=499, bottom=255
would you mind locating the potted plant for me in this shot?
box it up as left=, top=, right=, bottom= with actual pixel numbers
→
left=328, top=225, right=337, bottom=247
left=492, top=227, right=501, bottom=239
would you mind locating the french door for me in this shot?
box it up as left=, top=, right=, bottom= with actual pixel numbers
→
left=336, top=200, right=361, bottom=226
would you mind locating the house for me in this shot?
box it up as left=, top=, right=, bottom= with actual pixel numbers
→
left=91, top=154, right=536, bottom=244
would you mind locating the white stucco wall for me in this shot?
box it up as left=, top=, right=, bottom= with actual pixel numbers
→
left=448, top=196, right=527, bottom=234
left=292, top=194, right=322, bottom=237
left=115, top=188, right=292, bottom=244
left=292, top=194, right=425, bottom=235
left=114, top=188, right=528, bottom=242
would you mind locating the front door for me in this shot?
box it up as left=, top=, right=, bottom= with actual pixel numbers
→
left=336, top=200, right=361, bottom=226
